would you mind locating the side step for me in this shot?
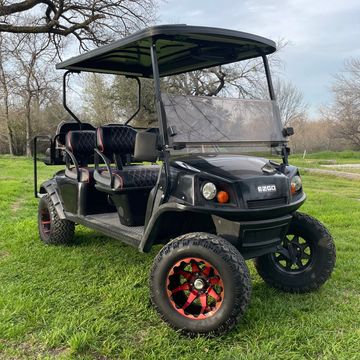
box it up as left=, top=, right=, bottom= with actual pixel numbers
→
left=65, top=212, right=143, bottom=249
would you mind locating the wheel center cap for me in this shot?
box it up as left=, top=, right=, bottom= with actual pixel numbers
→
left=194, top=278, right=205, bottom=290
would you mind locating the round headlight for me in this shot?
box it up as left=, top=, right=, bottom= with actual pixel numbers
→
left=291, top=175, right=302, bottom=193
left=202, top=182, right=217, bottom=200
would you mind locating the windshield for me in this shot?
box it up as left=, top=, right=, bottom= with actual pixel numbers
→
left=162, top=94, right=285, bottom=146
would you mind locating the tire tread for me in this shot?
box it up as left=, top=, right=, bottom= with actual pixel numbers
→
left=254, top=212, right=336, bottom=293
left=150, top=232, right=251, bottom=336
left=38, top=194, right=74, bottom=245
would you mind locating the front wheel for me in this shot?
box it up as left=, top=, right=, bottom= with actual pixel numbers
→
left=150, top=232, right=252, bottom=336
left=255, top=212, right=336, bottom=293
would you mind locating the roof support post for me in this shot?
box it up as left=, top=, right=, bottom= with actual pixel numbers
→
left=150, top=41, right=171, bottom=203
left=125, top=76, right=141, bottom=125
left=63, top=70, right=82, bottom=124
left=262, top=55, right=276, bottom=101
left=150, top=42, right=169, bottom=147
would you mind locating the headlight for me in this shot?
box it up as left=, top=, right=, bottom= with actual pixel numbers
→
left=291, top=175, right=302, bottom=194
left=202, top=182, right=217, bottom=200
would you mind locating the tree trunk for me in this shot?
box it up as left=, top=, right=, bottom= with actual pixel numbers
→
left=4, top=96, right=14, bottom=156
left=0, top=59, right=14, bottom=155
left=25, top=94, right=32, bottom=157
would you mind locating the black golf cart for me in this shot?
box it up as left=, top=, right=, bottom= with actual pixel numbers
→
left=33, top=25, right=336, bottom=336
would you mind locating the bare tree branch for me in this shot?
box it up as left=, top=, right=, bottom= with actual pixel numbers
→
left=323, top=58, right=360, bottom=149
left=0, top=0, right=156, bottom=51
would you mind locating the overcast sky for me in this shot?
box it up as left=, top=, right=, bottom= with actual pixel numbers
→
left=158, top=0, right=360, bottom=117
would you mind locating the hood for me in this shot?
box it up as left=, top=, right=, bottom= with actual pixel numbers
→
left=171, top=154, right=281, bottom=181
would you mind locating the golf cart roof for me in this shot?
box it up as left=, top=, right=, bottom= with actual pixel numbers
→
left=56, top=24, right=276, bottom=78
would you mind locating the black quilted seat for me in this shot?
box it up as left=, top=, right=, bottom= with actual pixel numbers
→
left=56, top=121, right=96, bottom=146
left=97, top=165, right=160, bottom=190
left=65, top=130, right=96, bottom=182
left=97, top=125, right=136, bottom=167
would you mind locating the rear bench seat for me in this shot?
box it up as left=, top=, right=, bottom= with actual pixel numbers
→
left=64, top=130, right=96, bottom=182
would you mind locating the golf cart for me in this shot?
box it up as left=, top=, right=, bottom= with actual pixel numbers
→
left=33, top=25, right=336, bottom=336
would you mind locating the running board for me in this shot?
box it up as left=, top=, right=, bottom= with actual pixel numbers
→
left=65, top=212, right=143, bottom=249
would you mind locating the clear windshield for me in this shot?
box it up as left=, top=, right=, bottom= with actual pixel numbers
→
left=162, top=94, right=285, bottom=146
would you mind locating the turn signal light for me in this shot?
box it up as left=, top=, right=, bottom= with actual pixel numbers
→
left=291, top=175, right=302, bottom=194
left=217, top=191, right=229, bottom=203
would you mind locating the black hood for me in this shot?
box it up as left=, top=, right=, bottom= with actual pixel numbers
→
left=171, top=154, right=281, bottom=181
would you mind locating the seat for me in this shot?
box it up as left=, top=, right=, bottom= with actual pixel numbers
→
left=56, top=121, right=96, bottom=146
left=64, top=130, right=96, bottom=183
left=97, top=125, right=137, bottom=168
left=94, top=126, right=160, bottom=191
left=93, top=125, right=160, bottom=226
left=97, top=165, right=160, bottom=190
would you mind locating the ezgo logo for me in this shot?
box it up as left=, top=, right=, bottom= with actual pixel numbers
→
left=257, top=185, right=277, bottom=193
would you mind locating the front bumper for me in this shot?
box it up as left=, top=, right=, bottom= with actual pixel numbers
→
left=187, top=192, right=306, bottom=221
left=213, top=214, right=292, bottom=259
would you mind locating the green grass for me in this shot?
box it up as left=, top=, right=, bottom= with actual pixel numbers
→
left=291, top=150, right=360, bottom=160
left=289, top=151, right=360, bottom=173
left=1, top=155, right=360, bottom=359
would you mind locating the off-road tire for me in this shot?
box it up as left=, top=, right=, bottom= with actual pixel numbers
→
left=254, top=212, right=336, bottom=293
left=150, top=232, right=251, bottom=336
left=38, top=194, right=74, bottom=245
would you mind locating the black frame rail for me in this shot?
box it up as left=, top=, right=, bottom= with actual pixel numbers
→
left=33, top=135, right=53, bottom=198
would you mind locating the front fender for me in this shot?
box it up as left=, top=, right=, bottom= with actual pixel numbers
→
left=139, top=193, right=306, bottom=252
left=139, top=203, right=215, bottom=252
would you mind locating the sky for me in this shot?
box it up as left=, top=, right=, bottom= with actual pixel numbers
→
left=157, top=0, right=360, bottom=117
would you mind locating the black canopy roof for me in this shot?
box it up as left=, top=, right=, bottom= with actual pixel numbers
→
left=56, top=25, right=276, bottom=78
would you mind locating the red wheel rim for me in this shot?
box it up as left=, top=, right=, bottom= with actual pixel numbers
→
left=166, top=257, right=224, bottom=320
left=40, top=208, right=51, bottom=235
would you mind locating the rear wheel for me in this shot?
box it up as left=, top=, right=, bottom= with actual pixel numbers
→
left=150, top=232, right=251, bottom=336
left=38, top=194, right=74, bottom=245
left=255, top=212, right=336, bottom=293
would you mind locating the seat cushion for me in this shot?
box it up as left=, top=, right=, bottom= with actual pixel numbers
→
left=65, top=167, right=94, bottom=182
left=97, top=165, right=160, bottom=190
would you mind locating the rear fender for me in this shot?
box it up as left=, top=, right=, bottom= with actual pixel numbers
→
left=39, top=179, right=66, bottom=219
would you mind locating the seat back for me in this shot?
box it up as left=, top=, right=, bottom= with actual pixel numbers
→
left=56, top=121, right=96, bottom=146
left=66, top=130, right=96, bottom=166
left=96, top=125, right=137, bottom=168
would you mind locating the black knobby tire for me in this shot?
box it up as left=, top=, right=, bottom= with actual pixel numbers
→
left=38, top=194, right=75, bottom=245
left=254, top=212, right=336, bottom=293
left=150, top=232, right=252, bottom=336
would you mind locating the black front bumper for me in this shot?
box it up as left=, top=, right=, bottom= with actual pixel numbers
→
left=189, top=193, right=306, bottom=221
left=191, top=193, right=306, bottom=258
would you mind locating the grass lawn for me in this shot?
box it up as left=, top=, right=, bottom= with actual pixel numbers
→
left=290, top=151, right=360, bottom=174
left=0, top=155, right=360, bottom=359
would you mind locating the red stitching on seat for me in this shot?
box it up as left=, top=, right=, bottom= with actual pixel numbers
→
left=97, top=128, right=104, bottom=152
left=66, top=132, right=73, bottom=152
left=83, top=168, right=90, bottom=183
left=114, top=174, right=124, bottom=189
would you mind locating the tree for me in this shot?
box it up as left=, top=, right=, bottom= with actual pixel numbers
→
left=111, top=77, right=156, bottom=126
left=0, top=33, right=14, bottom=154
left=164, top=40, right=287, bottom=99
left=0, top=0, right=157, bottom=155
left=82, top=73, right=116, bottom=125
left=325, top=58, right=360, bottom=149
left=164, top=60, right=269, bottom=98
left=11, top=32, right=60, bottom=156
left=272, top=78, right=308, bottom=126
left=0, top=0, right=156, bottom=51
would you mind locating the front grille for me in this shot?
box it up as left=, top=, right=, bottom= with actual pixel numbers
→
left=247, top=197, right=287, bottom=209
